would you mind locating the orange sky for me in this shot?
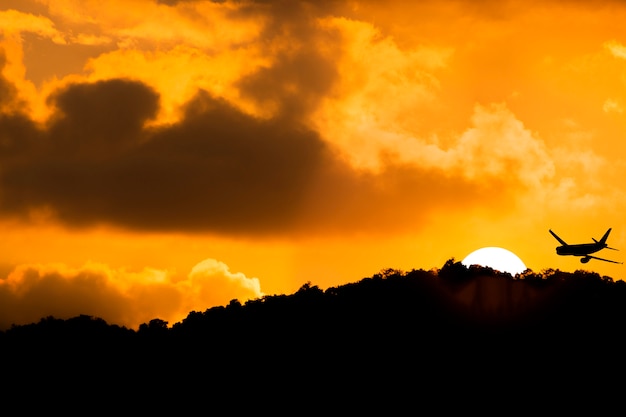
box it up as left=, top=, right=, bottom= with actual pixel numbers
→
left=2, top=0, right=626, bottom=329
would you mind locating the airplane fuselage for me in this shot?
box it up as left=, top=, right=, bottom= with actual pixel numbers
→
left=556, top=243, right=605, bottom=256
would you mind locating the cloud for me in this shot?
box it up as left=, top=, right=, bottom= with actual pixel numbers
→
left=605, top=40, right=626, bottom=60
left=0, top=9, right=66, bottom=44
left=0, top=79, right=332, bottom=233
left=450, top=103, right=555, bottom=189
left=0, top=1, right=499, bottom=237
left=15, top=0, right=346, bottom=124
left=603, top=98, right=623, bottom=114
left=0, top=258, right=262, bottom=330
left=69, top=34, right=113, bottom=46
left=311, top=16, right=454, bottom=170
left=186, top=259, right=262, bottom=309
left=0, top=52, right=25, bottom=113
left=0, top=75, right=546, bottom=236
left=237, top=43, right=339, bottom=120
left=83, top=45, right=268, bottom=125
left=40, top=0, right=261, bottom=49
left=3, top=0, right=615, bottom=241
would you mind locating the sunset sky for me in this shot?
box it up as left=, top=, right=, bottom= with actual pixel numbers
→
left=2, top=0, right=626, bottom=329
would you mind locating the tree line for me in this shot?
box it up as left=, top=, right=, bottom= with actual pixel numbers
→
left=2, top=259, right=625, bottom=409
left=3, top=259, right=625, bottom=346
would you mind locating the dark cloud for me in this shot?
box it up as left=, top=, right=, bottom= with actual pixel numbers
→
left=0, top=53, right=42, bottom=192
left=233, top=0, right=344, bottom=120
left=152, top=1, right=345, bottom=121
left=232, top=0, right=342, bottom=30
left=108, top=90, right=330, bottom=233
left=0, top=75, right=506, bottom=236
left=0, top=266, right=133, bottom=330
left=0, top=0, right=512, bottom=237
left=0, top=74, right=15, bottom=110
left=237, top=48, right=338, bottom=120
left=0, top=258, right=261, bottom=330
left=155, top=0, right=216, bottom=5
left=295, top=157, right=509, bottom=237
left=0, top=51, right=26, bottom=114
left=0, top=52, right=14, bottom=102
left=0, top=79, right=331, bottom=233
left=47, top=79, right=160, bottom=156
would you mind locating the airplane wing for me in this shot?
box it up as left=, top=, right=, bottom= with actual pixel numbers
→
left=587, top=255, right=623, bottom=264
left=549, top=229, right=568, bottom=246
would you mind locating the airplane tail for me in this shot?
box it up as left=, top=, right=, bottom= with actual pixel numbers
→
left=599, top=228, right=618, bottom=250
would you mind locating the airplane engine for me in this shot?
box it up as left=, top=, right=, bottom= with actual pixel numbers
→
left=581, top=257, right=591, bottom=263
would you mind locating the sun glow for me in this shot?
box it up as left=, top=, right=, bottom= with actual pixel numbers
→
left=462, top=247, right=527, bottom=275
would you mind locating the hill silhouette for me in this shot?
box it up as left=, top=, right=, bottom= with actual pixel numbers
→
left=2, top=259, right=625, bottom=411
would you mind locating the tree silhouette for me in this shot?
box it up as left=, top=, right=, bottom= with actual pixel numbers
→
left=2, top=259, right=626, bottom=407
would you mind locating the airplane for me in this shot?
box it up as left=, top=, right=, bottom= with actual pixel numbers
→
left=549, top=228, right=623, bottom=264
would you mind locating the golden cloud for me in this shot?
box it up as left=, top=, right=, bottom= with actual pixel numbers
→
left=450, top=103, right=554, bottom=188
left=0, top=0, right=623, bottom=243
left=0, top=9, right=66, bottom=44
left=605, top=40, right=626, bottom=60
left=0, top=75, right=514, bottom=236
left=83, top=45, right=269, bottom=125
left=0, top=258, right=263, bottom=330
left=313, top=16, right=453, bottom=170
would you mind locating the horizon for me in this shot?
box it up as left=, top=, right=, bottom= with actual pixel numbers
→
left=1, top=259, right=621, bottom=331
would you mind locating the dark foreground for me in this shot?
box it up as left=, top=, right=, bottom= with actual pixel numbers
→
left=2, top=260, right=625, bottom=411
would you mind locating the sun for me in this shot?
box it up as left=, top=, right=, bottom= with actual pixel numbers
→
left=461, top=247, right=527, bottom=275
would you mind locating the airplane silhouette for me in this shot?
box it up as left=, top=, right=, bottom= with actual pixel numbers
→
left=549, top=228, right=623, bottom=264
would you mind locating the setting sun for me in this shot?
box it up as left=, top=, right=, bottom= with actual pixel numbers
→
left=462, top=247, right=528, bottom=275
